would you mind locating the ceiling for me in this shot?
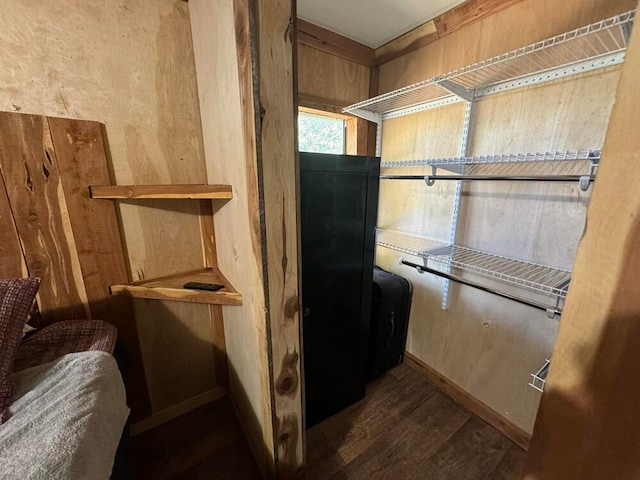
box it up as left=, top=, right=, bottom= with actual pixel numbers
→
left=297, top=0, right=467, bottom=49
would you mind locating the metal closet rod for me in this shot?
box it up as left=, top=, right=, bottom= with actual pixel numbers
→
left=400, top=259, right=562, bottom=318
left=380, top=174, right=596, bottom=183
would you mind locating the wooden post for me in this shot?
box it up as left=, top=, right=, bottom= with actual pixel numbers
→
left=255, top=0, right=304, bottom=476
left=190, top=0, right=303, bottom=477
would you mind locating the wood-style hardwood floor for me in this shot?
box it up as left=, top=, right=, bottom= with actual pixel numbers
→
left=126, top=362, right=525, bottom=479
left=125, top=396, right=261, bottom=479
left=307, top=363, right=525, bottom=479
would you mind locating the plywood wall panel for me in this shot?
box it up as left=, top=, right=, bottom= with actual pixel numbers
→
left=298, top=43, right=370, bottom=106
left=376, top=0, right=631, bottom=435
left=378, top=39, right=447, bottom=95
left=133, top=300, right=216, bottom=411
left=460, top=69, right=620, bottom=269
left=378, top=103, right=466, bottom=241
left=0, top=0, right=216, bottom=416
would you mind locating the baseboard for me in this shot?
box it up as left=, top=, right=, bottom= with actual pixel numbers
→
left=404, top=352, right=531, bottom=451
left=130, top=386, right=226, bottom=436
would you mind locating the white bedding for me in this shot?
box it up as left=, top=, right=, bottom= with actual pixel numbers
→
left=0, top=351, right=129, bottom=480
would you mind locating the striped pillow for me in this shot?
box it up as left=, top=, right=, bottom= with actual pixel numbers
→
left=0, top=278, right=40, bottom=423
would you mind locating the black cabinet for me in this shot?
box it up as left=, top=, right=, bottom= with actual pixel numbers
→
left=300, top=152, right=380, bottom=428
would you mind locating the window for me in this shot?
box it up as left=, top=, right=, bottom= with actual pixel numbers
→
left=298, top=110, right=345, bottom=154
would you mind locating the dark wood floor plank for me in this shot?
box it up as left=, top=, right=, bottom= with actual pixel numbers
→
left=333, top=392, right=470, bottom=480
left=307, top=368, right=438, bottom=478
left=487, top=443, right=526, bottom=480
left=128, top=396, right=260, bottom=479
left=194, top=439, right=262, bottom=480
left=308, top=363, right=526, bottom=480
left=129, top=363, right=525, bottom=480
left=419, top=416, right=515, bottom=480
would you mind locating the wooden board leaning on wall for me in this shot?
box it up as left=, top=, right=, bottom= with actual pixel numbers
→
left=0, top=112, right=151, bottom=420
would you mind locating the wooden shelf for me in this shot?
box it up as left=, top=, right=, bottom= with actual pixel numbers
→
left=89, top=184, right=233, bottom=200
left=111, top=267, right=242, bottom=305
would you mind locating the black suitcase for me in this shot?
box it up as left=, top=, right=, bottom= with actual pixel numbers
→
left=367, top=266, right=413, bottom=379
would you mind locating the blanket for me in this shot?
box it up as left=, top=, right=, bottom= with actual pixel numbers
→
left=0, top=351, right=129, bottom=480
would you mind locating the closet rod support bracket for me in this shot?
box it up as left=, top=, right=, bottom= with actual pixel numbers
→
left=579, top=176, right=591, bottom=191
left=579, top=161, right=599, bottom=191
left=424, top=167, right=438, bottom=186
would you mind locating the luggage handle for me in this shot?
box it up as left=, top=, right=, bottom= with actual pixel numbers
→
left=386, top=310, right=395, bottom=346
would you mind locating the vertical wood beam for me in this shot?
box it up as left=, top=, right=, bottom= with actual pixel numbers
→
left=190, top=0, right=303, bottom=475
left=256, top=0, right=304, bottom=476
left=346, top=117, right=370, bottom=156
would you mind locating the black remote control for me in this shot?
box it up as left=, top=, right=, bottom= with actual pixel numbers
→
left=183, top=282, right=224, bottom=292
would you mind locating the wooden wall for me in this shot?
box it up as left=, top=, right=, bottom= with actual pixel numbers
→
left=296, top=25, right=375, bottom=156
left=374, top=0, right=636, bottom=438
left=0, top=1, right=219, bottom=421
left=191, top=0, right=303, bottom=477
left=298, top=43, right=371, bottom=111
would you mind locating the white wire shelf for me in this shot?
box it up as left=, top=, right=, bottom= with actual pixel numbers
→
left=530, top=359, right=551, bottom=392
left=426, top=245, right=571, bottom=298
left=376, top=229, right=571, bottom=301
left=344, top=11, right=634, bottom=119
left=380, top=149, right=601, bottom=169
left=375, top=228, right=444, bottom=256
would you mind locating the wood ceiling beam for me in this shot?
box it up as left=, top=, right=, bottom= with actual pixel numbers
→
left=434, top=0, right=523, bottom=37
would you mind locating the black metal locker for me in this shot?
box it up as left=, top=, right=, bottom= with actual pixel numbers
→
left=300, top=152, right=380, bottom=428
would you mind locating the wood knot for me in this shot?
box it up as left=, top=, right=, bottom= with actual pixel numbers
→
left=280, top=376, right=294, bottom=392
left=276, top=414, right=299, bottom=466
left=276, top=350, right=299, bottom=397
left=276, top=370, right=298, bottom=396
left=285, top=295, right=299, bottom=319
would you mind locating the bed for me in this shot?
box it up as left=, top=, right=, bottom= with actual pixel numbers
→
left=0, top=278, right=129, bottom=480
